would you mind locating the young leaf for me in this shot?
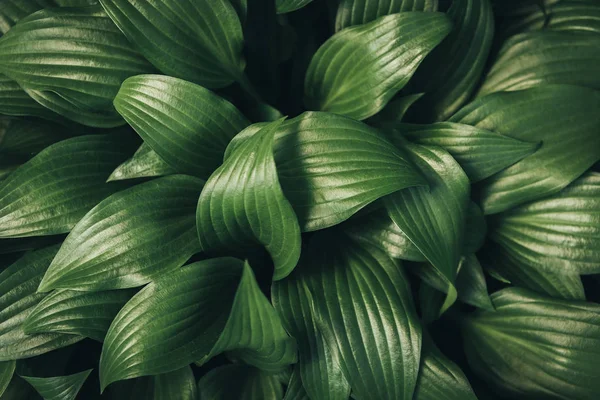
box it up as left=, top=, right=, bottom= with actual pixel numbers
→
left=23, top=288, right=136, bottom=342
left=0, top=134, right=135, bottom=238
left=0, top=5, right=153, bottom=127
left=37, top=175, right=204, bottom=292
left=0, top=360, right=15, bottom=397
left=304, top=12, right=452, bottom=120
left=462, top=288, right=600, bottom=399
left=107, top=143, right=176, bottom=182
left=100, top=259, right=295, bottom=390
left=477, top=31, right=600, bottom=97
left=399, top=122, right=540, bottom=182
left=21, top=369, right=92, bottom=400
left=288, top=231, right=421, bottom=400
left=414, top=333, right=477, bottom=400
left=384, top=144, right=470, bottom=293
left=406, top=0, right=495, bottom=122
left=227, top=112, right=427, bottom=231
left=489, top=172, right=600, bottom=276
left=450, top=85, right=600, bottom=214
left=335, top=0, right=439, bottom=31
left=455, top=255, right=494, bottom=311
left=0, top=246, right=83, bottom=361
left=197, top=365, right=283, bottom=400
left=277, top=0, right=315, bottom=14
left=197, top=119, right=301, bottom=280
left=99, top=0, right=246, bottom=88
left=113, top=75, right=250, bottom=179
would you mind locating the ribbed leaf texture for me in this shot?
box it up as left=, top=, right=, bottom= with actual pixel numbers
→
left=21, top=369, right=91, bottom=400
left=197, top=365, right=283, bottom=400
left=335, top=0, right=438, bottom=31
left=107, top=143, right=176, bottom=182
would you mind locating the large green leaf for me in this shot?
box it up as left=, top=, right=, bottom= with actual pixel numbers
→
left=477, top=31, right=600, bottom=97
left=99, top=0, right=246, bottom=89
left=276, top=0, right=315, bottom=14
left=107, top=143, right=175, bottom=182
left=100, top=259, right=295, bottom=390
left=304, top=12, right=452, bottom=120
left=284, top=231, right=421, bottom=400
left=0, top=361, right=15, bottom=397
left=21, top=369, right=91, bottom=400
left=384, top=143, right=469, bottom=294
left=227, top=112, right=427, bottom=231
left=37, top=175, right=203, bottom=292
left=197, top=365, right=283, bottom=400
left=0, top=74, right=62, bottom=123
left=399, top=122, right=540, bottom=182
left=406, top=0, right=494, bottom=122
left=335, top=0, right=438, bottom=31
left=0, top=0, right=54, bottom=34
left=414, top=333, right=477, bottom=400
left=197, top=119, right=301, bottom=280
left=489, top=172, right=600, bottom=277
left=0, top=5, right=153, bottom=127
left=113, top=75, right=250, bottom=179
left=450, top=85, right=600, bottom=214
left=23, top=288, right=135, bottom=341
left=105, top=366, right=197, bottom=400
left=0, top=134, right=135, bottom=238
left=462, top=287, right=600, bottom=399
left=0, top=246, right=83, bottom=361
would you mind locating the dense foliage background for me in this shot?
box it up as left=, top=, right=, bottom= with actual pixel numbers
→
left=0, top=0, right=599, bottom=399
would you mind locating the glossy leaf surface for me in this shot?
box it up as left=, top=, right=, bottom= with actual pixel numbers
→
left=21, top=369, right=91, bottom=400
left=335, top=0, right=438, bottom=30
left=107, top=143, right=176, bottom=182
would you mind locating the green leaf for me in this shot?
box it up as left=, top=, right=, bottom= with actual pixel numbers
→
left=21, top=369, right=91, bottom=400
left=0, top=118, right=70, bottom=159
left=272, top=262, right=351, bottom=400
left=100, top=259, right=295, bottom=390
left=0, top=246, right=83, bottom=361
left=462, top=287, right=600, bottom=399
left=414, top=333, right=477, bottom=400
left=464, top=202, right=487, bottom=254
left=0, top=361, right=15, bottom=397
left=0, top=74, right=62, bottom=123
left=418, top=281, right=447, bottom=324
left=477, top=31, right=600, bottom=97
left=400, top=122, right=540, bottom=182
left=283, top=367, right=309, bottom=400
left=335, top=0, right=438, bottom=30
left=0, top=134, right=135, bottom=238
left=304, top=12, right=452, bottom=120
left=406, top=0, right=495, bottom=122
left=23, top=288, right=135, bottom=341
left=227, top=112, right=427, bottom=231
left=491, top=0, right=559, bottom=16
left=197, top=118, right=301, bottom=280
left=384, top=143, right=470, bottom=290
left=455, top=255, right=494, bottom=311
left=0, top=5, right=153, bottom=127
left=107, top=143, right=176, bottom=182
left=450, top=85, right=600, bottom=214
left=488, top=172, right=600, bottom=277
left=197, top=365, right=283, bottom=400
left=369, top=93, right=425, bottom=125
left=0, top=0, right=54, bottom=35
left=37, top=175, right=203, bottom=292
left=113, top=75, right=250, bottom=179
left=287, top=231, right=421, bottom=400
left=277, top=0, right=315, bottom=14
left=99, top=0, right=246, bottom=88
left=105, top=366, right=197, bottom=400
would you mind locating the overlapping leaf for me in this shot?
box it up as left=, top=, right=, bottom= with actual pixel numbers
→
left=451, top=85, right=600, bottom=214
left=276, top=231, right=422, bottom=400
left=23, top=288, right=135, bottom=341
left=197, top=365, right=283, bottom=400
left=99, top=0, right=246, bottom=88
left=100, top=259, right=296, bottom=390
left=0, top=74, right=62, bottom=122
left=113, top=75, right=250, bottom=179
left=0, top=134, right=135, bottom=238
left=304, top=12, right=452, bottom=120
left=197, top=119, right=301, bottom=280
left=38, top=175, right=203, bottom=291
left=0, top=246, right=83, bottom=361
left=21, top=369, right=91, bottom=400
left=454, top=255, right=494, bottom=311
left=491, top=0, right=560, bottom=16
left=464, top=202, right=487, bottom=254
left=0, top=0, right=53, bottom=34
left=0, top=118, right=70, bottom=159
left=107, top=143, right=175, bottom=182
left=283, top=367, right=310, bottom=400
left=406, top=0, right=494, bottom=121
left=277, top=0, right=314, bottom=14
left=0, top=360, right=15, bottom=397
left=105, top=366, right=197, bottom=400
left=0, top=5, right=153, bottom=127
left=399, top=122, right=540, bottom=182
left=335, top=0, right=438, bottom=31
left=477, top=31, right=600, bottom=96
left=462, top=288, right=600, bottom=399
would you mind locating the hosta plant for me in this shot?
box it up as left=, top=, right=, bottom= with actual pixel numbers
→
left=0, top=0, right=599, bottom=399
